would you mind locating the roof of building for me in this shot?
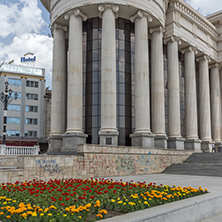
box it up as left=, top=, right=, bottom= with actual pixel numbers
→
left=0, top=64, right=45, bottom=78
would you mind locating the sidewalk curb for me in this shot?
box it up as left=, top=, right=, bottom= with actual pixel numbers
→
left=102, top=193, right=222, bottom=222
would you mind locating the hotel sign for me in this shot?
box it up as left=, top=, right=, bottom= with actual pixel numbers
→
left=21, top=53, right=36, bottom=63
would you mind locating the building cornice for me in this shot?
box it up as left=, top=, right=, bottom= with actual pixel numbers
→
left=206, top=10, right=222, bottom=24
left=168, top=0, right=219, bottom=39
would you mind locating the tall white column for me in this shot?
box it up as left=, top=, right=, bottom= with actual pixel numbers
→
left=130, top=11, right=155, bottom=148
left=220, top=69, right=222, bottom=142
left=98, top=5, right=119, bottom=145
left=198, top=56, right=212, bottom=152
left=198, top=56, right=212, bottom=151
left=166, top=37, right=184, bottom=150
left=150, top=26, right=167, bottom=148
left=62, top=9, right=88, bottom=151
left=210, top=64, right=221, bottom=144
left=48, top=24, right=67, bottom=154
left=184, top=47, right=201, bottom=152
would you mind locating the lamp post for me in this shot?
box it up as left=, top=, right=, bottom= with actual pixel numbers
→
left=0, top=81, right=18, bottom=145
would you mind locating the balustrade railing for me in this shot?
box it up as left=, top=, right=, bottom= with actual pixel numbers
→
left=0, top=145, right=39, bottom=155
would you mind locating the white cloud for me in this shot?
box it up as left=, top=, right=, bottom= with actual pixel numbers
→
left=185, top=0, right=222, bottom=16
left=0, top=0, right=45, bottom=38
left=0, top=33, right=53, bottom=88
left=0, top=0, right=52, bottom=88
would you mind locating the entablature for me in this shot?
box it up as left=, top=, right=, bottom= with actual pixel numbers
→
left=47, top=0, right=167, bottom=29
left=165, top=0, right=221, bottom=63
left=167, top=0, right=218, bottom=39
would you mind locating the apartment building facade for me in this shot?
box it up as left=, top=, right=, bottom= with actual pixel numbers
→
left=0, top=64, right=45, bottom=146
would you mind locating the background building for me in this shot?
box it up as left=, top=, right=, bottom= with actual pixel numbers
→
left=40, top=0, right=222, bottom=153
left=0, top=63, right=45, bottom=146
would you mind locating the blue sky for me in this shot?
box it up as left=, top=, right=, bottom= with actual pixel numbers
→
left=0, top=0, right=221, bottom=88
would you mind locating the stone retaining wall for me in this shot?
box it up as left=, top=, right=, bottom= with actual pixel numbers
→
left=0, top=156, right=18, bottom=167
left=0, top=144, right=193, bottom=184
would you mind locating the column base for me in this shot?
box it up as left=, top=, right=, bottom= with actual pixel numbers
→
left=215, top=142, right=222, bottom=152
left=130, top=132, right=155, bottom=148
left=185, top=139, right=202, bottom=153
left=154, top=135, right=168, bottom=149
left=168, top=137, right=185, bottom=150
left=215, top=142, right=222, bottom=146
left=201, top=141, right=214, bottom=153
left=61, top=132, right=88, bottom=152
left=99, top=130, right=119, bottom=145
left=47, top=134, right=63, bottom=154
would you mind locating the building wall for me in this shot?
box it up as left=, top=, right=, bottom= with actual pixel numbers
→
left=0, top=145, right=193, bottom=183
left=0, top=64, right=45, bottom=145
left=41, top=0, right=222, bottom=152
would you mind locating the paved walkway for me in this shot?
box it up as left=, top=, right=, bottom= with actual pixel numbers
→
left=201, top=212, right=222, bottom=222
left=103, top=174, right=222, bottom=222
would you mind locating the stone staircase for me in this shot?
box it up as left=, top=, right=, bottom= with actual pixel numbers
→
left=163, top=153, right=222, bottom=177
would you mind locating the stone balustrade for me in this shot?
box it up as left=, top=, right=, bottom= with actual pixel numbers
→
left=0, top=145, right=39, bottom=156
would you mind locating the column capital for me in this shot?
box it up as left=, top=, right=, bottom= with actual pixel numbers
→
left=98, top=4, right=119, bottom=18
left=52, top=23, right=68, bottom=33
left=181, top=46, right=198, bottom=55
left=64, top=8, right=87, bottom=21
left=130, top=10, right=153, bottom=23
left=210, top=63, right=220, bottom=69
left=196, top=55, right=211, bottom=63
left=150, top=26, right=163, bottom=35
left=164, top=36, right=182, bottom=45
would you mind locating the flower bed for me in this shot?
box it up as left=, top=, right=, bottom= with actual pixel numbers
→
left=0, top=178, right=207, bottom=221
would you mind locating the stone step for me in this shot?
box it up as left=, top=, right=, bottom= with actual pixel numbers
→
left=163, top=163, right=222, bottom=177
left=185, top=153, right=222, bottom=163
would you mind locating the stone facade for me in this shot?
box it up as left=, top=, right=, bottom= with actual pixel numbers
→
left=40, top=0, right=222, bottom=153
left=0, top=145, right=193, bottom=184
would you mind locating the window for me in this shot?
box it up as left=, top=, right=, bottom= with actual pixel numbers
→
left=83, top=18, right=135, bottom=146
left=6, top=130, right=20, bottom=137
left=26, top=93, right=38, bottom=100
left=8, top=105, right=21, bottom=111
left=25, top=118, right=38, bottom=125
left=25, top=105, right=38, bottom=112
left=26, top=80, right=39, bottom=88
left=25, top=131, right=37, bottom=137
left=8, top=78, right=21, bottom=86
left=7, top=117, right=20, bottom=124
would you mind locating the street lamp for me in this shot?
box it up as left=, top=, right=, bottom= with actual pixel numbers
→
left=0, top=81, right=18, bottom=145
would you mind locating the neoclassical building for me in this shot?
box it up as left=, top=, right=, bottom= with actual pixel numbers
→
left=40, top=0, right=222, bottom=153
